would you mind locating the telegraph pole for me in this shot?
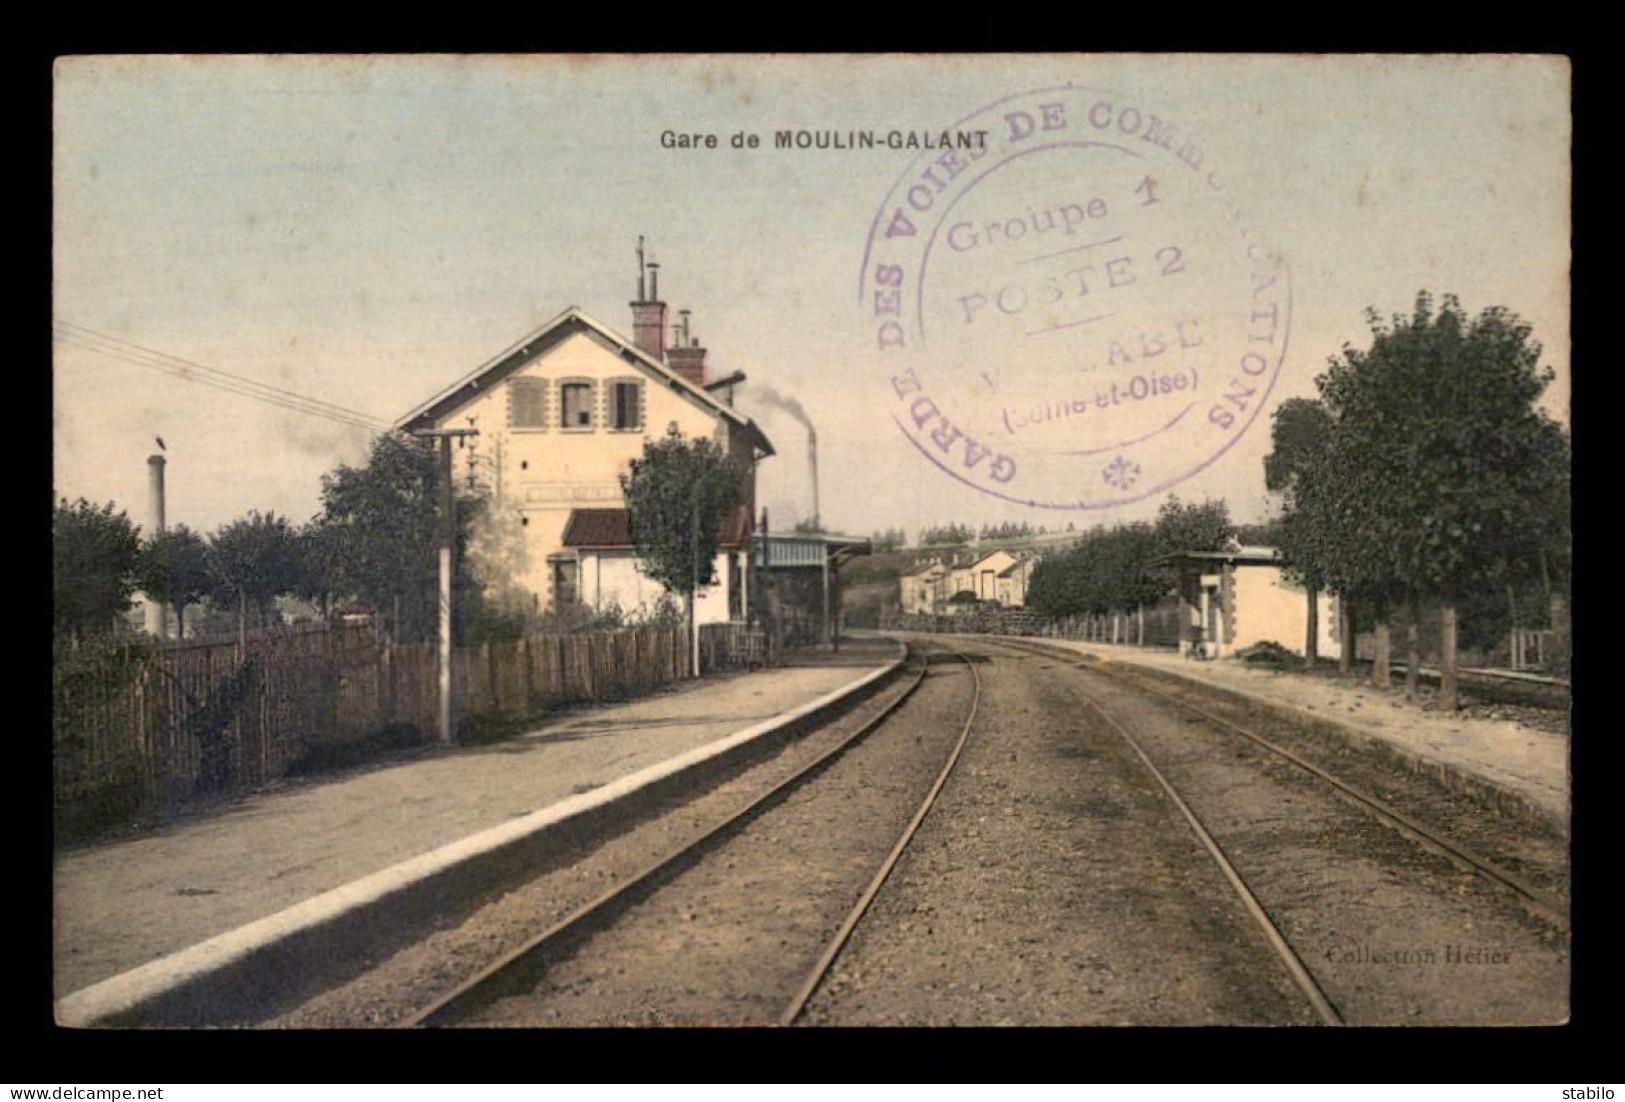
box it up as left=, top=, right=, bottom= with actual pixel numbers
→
left=413, top=427, right=478, bottom=745
left=690, top=496, right=701, bottom=678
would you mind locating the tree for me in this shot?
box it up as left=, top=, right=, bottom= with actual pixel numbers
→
left=919, top=522, right=973, bottom=547
left=1153, top=495, right=1234, bottom=559
left=207, top=511, right=301, bottom=636
left=53, top=497, right=141, bottom=642
left=1280, top=293, right=1570, bottom=708
left=316, top=432, right=483, bottom=643
left=869, top=527, right=906, bottom=552
left=621, top=426, right=746, bottom=676
left=1024, top=520, right=1165, bottom=643
left=1265, top=398, right=1335, bottom=665
left=135, top=524, right=210, bottom=638
left=290, top=519, right=348, bottom=620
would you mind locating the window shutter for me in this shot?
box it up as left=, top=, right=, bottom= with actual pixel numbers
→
left=509, top=378, right=546, bottom=428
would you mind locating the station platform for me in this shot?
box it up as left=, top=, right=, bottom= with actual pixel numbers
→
left=54, top=636, right=904, bottom=1024
left=1012, top=637, right=1569, bottom=837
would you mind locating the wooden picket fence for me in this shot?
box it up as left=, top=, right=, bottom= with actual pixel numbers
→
left=52, top=624, right=687, bottom=840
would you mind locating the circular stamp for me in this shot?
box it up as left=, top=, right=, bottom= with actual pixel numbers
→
left=860, top=84, right=1292, bottom=510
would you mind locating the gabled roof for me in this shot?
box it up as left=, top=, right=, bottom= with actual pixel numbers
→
left=559, top=508, right=633, bottom=549
left=393, top=307, right=774, bottom=457
left=902, top=560, right=946, bottom=577
left=1153, top=546, right=1282, bottom=568
left=966, top=548, right=1016, bottom=570
left=561, top=506, right=753, bottom=551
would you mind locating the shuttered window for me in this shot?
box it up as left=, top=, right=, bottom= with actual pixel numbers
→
left=611, top=380, right=643, bottom=430
left=561, top=381, right=595, bottom=429
left=509, top=378, right=547, bottom=429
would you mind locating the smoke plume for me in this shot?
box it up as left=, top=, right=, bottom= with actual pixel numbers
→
left=746, top=384, right=820, bottom=529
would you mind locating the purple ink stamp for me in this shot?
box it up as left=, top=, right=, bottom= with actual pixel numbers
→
left=861, top=84, right=1292, bottom=510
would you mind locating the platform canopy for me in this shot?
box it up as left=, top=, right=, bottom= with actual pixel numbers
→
left=1151, top=545, right=1282, bottom=571
left=754, top=531, right=872, bottom=569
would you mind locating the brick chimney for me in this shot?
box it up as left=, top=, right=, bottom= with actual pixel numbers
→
left=630, top=236, right=667, bottom=361
left=667, top=307, right=707, bottom=386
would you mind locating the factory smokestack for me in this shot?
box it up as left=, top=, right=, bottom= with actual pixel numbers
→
left=749, top=385, right=819, bottom=530
left=144, top=453, right=167, bottom=639
left=807, top=425, right=820, bottom=532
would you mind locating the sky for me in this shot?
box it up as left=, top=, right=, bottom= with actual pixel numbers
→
left=53, top=54, right=1571, bottom=543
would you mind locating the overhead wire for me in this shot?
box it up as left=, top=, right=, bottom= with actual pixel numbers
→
left=52, top=319, right=392, bottom=434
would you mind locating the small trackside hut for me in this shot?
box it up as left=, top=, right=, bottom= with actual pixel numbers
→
left=752, top=524, right=873, bottom=652
left=1156, top=545, right=1342, bottom=661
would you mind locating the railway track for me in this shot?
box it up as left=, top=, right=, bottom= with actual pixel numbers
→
left=405, top=639, right=983, bottom=1028
left=955, top=633, right=1568, bottom=1025
left=987, top=635, right=1569, bottom=929
left=385, top=632, right=1559, bottom=1027
left=932, top=635, right=1339, bottom=1026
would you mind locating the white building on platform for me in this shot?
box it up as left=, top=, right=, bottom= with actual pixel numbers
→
left=1158, top=545, right=1341, bottom=660
left=395, top=248, right=775, bottom=623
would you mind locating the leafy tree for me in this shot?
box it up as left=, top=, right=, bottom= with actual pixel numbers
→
left=919, top=522, right=974, bottom=546
left=1281, top=293, right=1569, bottom=707
left=1152, top=495, right=1234, bottom=559
left=53, top=497, right=141, bottom=642
left=1263, top=398, right=1334, bottom=500
left=1264, top=398, right=1336, bottom=664
left=1105, top=521, right=1167, bottom=616
left=978, top=520, right=1034, bottom=541
left=1233, top=517, right=1286, bottom=547
left=316, top=432, right=483, bottom=643
left=1024, top=498, right=1234, bottom=639
left=869, top=526, right=907, bottom=552
left=135, top=524, right=210, bottom=638
left=1025, top=520, right=1168, bottom=640
left=290, top=519, right=349, bottom=620
left=621, top=425, right=746, bottom=675
left=207, top=511, right=301, bottom=634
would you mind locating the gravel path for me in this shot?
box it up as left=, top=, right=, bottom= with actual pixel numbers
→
left=1030, top=637, right=1569, bottom=828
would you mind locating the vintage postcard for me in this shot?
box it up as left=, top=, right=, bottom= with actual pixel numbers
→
left=52, top=55, right=1570, bottom=1030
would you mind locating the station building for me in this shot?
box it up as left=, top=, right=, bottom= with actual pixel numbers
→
left=394, top=249, right=775, bottom=623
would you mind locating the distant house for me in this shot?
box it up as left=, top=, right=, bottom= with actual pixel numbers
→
left=898, top=546, right=1038, bottom=613
left=946, top=553, right=979, bottom=602
left=996, top=552, right=1035, bottom=607
left=899, top=559, right=950, bottom=615
left=1156, top=544, right=1341, bottom=660
left=394, top=250, right=775, bottom=623
left=963, top=549, right=1020, bottom=602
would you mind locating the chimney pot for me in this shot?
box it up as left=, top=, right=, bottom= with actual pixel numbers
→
left=630, top=255, right=668, bottom=360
